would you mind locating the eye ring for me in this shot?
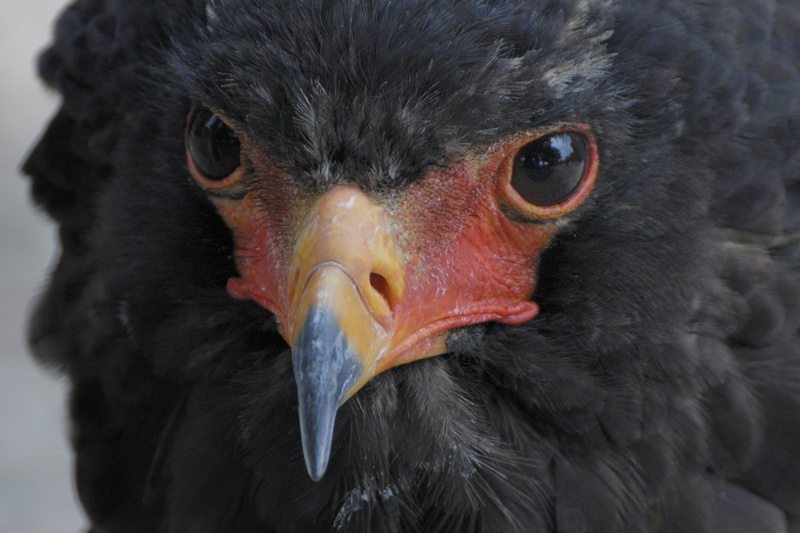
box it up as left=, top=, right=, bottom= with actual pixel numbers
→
left=497, top=125, right=598, bottom=220
left=185, top=104, right=243, bottom=186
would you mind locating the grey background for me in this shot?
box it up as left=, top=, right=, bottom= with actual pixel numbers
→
left=2, top=0, right=87, bottom=531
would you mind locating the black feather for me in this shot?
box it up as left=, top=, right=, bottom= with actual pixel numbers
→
left=23, top=0, right=800, bottom=531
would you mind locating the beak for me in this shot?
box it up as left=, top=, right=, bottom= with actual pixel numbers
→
left=291, top=304, right=362, bottom=481
left=285, top=186, right=432, bottom=480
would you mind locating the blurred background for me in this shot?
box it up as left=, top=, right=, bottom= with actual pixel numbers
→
left=1, top=0, right=87, bottom=531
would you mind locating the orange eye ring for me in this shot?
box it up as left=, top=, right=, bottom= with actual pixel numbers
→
left=495, top=124, right=599, bottom=220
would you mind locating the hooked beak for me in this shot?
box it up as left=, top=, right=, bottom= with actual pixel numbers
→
left=285, top=186, right=441, bottom=480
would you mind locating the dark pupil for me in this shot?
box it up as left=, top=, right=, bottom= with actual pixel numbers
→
left=188, top=108, right=241, bottom=180
left=511, top=133, right=587, bottom=206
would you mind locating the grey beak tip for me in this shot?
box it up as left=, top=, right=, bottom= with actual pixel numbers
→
left=307, top=448, right=329, bottom=482
left=293, top=306, right=362, bottom=481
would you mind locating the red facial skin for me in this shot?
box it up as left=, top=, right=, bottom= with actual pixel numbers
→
left=188, top=121, right=599, bottom=393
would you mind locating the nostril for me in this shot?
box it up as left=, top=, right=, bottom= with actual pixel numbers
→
left=370, top=272, right=391, bottom=308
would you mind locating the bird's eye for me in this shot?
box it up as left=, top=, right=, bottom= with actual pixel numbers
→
left=510, top=132, right=588, bottom=207
left=187, top=106, right=241, bottom=181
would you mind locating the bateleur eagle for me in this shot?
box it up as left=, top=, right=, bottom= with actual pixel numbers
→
left=23, top=0, right=800, bottom=531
